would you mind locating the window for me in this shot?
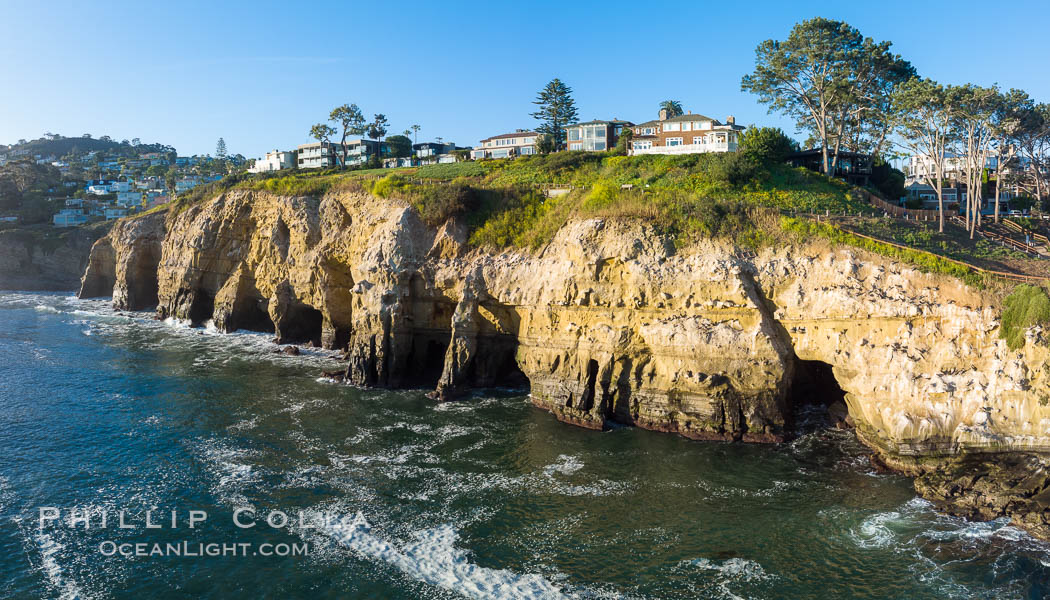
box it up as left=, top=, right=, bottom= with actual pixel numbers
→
left=568, top=128, right=581, bottom=141
left=681, top=122, right=691, bottom=131
left=692, top=137, right=704, bottom=145
left=592, top=141, right=606, bottom=151
left=644, top=127, right=654, bottom=135
left=666, top=137, right=683, bottom=146
left=521, top=146, right=534, bottom=155
left=569, top=143, right=582, bottom=150
left=663, top=123, right=680, bottom=132
left=632, top=141, right=652, bottom=150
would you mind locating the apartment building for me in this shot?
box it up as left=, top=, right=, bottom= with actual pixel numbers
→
left=565, top=119, right=632, bottom=152
left=296, top=139, right=384, bottom=169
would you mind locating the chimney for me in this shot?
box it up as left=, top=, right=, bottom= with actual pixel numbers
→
left=727, top=115, right=735, bottom=125
left=687, top=110, right=691, bottom=114
left=659, top=108, right=668, bottom=121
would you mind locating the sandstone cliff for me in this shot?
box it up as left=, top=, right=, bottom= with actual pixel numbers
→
left=0, top=224, right=108, bottom=291
left=77, top=188, right=1050, bottom=538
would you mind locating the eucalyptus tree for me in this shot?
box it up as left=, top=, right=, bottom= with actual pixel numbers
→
left=1013, top=102, right=1050, bottom=206
left=330, top=104, right=366, bottom=168
left=948, top=84, right=998, bottom=236
left=989, top=89, right=1029, bottom=222
left=530, top=78, right=578, bottom=151
left=742, top=17, right=914, bottom=175
left=891, top=78, right=954, bottom=232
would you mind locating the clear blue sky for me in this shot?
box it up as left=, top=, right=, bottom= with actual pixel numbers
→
left=2, top=0, right=1048, bottom=158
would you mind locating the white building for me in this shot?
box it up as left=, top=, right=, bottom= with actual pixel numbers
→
left=249, top=150, right=297, bottom=173
left=471, top=131, right=537, bottom=159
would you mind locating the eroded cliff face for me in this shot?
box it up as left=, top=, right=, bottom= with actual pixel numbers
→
left=0, top=225, right=108, bottom=291
left=77, top=188, right=1050, bottom=537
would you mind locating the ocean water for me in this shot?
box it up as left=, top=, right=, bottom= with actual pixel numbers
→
left=0, top=291, right=1048, bottom=600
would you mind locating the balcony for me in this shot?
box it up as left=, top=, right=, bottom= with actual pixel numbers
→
left=630, top=142, right=737, bottom=156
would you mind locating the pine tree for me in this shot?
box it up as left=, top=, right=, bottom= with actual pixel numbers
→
left=216, top=137, right=227, bottom=159
left=530, top=78, right=578, bottom=151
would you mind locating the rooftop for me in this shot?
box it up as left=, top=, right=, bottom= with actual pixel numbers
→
left=479, top=131, right=538, bottom=142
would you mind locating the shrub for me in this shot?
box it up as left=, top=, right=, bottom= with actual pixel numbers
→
left=738, top=126, right=798, bottom=164
left=702, top=153, right=759, bottom=186
left=999, top=284, right=1050, bottom=350
left=370, top=173, right=410, bottom=198
left=411, top=183, right=479, bottom=226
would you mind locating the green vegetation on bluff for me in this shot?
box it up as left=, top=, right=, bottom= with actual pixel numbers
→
left=362, top=152, right=865, bottom=250
left=1000, top=284, right=1050, bottom=349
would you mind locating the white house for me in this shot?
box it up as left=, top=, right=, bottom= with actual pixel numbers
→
left=249, top=150, right=297, bottom=173
left=471, top=131, right=538, bottom=160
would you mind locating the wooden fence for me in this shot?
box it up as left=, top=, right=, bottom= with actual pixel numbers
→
left=851, top=189, right=940, bottom=221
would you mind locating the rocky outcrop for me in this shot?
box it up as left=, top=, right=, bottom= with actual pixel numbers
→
left=77, top=187, right=1050, bottom=539
left=0, top=224, right=108, bottom=291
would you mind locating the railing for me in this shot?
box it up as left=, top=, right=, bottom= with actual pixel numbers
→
left=629, top=142, right=737, bottom=156
left=851, top=189, right=939, bottom=221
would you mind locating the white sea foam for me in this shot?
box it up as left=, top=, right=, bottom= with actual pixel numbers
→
left=33, top=533, right=87, bottom=600
left=327, top=513, right=567, bottom=599
left=543, top=455, right=584, bottom=477
left=194, top=439, right=260, bottom=508
left=682, top=556, right=776, bottom=600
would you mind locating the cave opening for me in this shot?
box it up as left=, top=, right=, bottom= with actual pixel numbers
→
left=790, top=359, right=849, bottom=429
left=403, top=335, right=449, bottom=388
left=279, top=304, right=324, bottom=346
left=471, top=335, right=528, bottom=390
left=577, top=359, right=600, bottom=412
left=188, top=290, right=215, bottom=326
left=235, top=298, right=275, bottom=334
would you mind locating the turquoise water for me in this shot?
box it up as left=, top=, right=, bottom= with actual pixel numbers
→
left=0, top=291, right=1048, bottom=600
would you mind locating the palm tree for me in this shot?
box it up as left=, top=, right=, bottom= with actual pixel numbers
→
left=659, top=100, right=684, bottom=118
left=411, top=124, right=421, bottom=144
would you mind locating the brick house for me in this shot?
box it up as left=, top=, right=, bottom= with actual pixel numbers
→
left=629, top=109, right=744, bottom=155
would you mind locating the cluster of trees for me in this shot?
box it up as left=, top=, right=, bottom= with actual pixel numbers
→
left=742, top=17, right=1050, bottom=233
left=311, top=105, right=421, bottom=167
left=894, top=82, right=1048, bottom=234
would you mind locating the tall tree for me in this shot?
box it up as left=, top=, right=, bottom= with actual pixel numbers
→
left=386, top=135, right=412, bottom=158
left=216, top=137, right=227, bottom=159
left=892, top=78, right=954, bottom=232
left=659, top=100, right=684, bottom=118
left=1014, top=102, right=1050, bottom=206
left=530, top=78, right=578, bottom=151
left=948, top=84, right=998, bottom=237
left=989, top=89, right=1027, bottom=222
left=742, top=17, right=914, bottom=175
left=330, top=104, right=366, bottom=168
left=368, top=114, right=389, bottom=164
left=411, top=124, right=421, bottom=144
